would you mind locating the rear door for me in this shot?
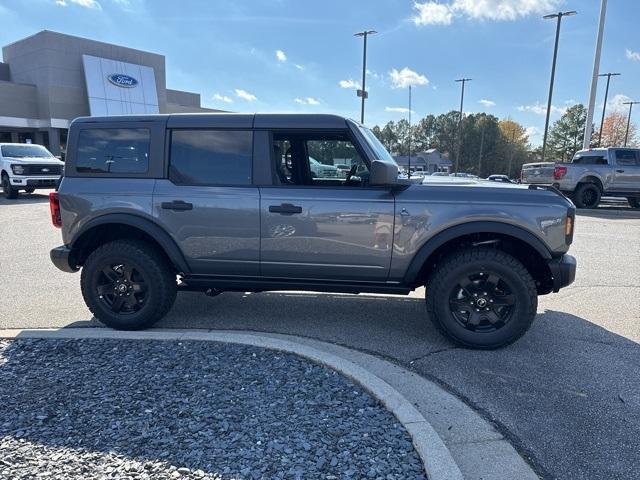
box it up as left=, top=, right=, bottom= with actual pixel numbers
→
left=259, top=129, right=394, bottom=281
left=153, top=126, right=260, bottom=275
left=611, top=149, right=640, bottom=193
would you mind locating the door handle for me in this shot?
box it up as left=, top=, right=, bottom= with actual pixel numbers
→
left=269, top=203, right=302, bottom=215
left=161, top=200, right=193, bottom=211
left=616, top=169, right=625, bottom=173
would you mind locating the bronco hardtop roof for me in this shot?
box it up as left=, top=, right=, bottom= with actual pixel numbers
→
left=71, top=113, right=352, bottom=130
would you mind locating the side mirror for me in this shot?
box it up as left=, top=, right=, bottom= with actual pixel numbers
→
left=369, top=160, right=399, bottom=186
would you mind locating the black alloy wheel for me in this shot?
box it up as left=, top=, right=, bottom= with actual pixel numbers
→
left=96, top=262, right=148, bottom=314
left=448, top=272, right=515, bottom=333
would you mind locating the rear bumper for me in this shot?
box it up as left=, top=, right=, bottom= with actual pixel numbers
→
left=547, top=254, right=576, bottom=292
left=50, top=245, right=79, bottom=273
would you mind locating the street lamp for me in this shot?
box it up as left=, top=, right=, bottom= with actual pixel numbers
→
left=622, top=101, right=640, bottom=147
left=597, top=72, right=621, bottom=146
left=354, top=30, right=377, bottom=124
left=541, top=10, right=577, bottom=162
left=454, top=78, right=472, bottom=174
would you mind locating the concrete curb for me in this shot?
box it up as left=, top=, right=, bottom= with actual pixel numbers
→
left=0, top=328, right=537, bottom=479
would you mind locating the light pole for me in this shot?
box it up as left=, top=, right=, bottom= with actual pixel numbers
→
left=354, top=30, right=377, bottom=124
left=454, top=78, right=472, bottom=174
left=408, top=85, right=412, bottom=178
left=584, top=0, right=608, bottom=149
left=541, top=10, right=577, bottom=162
left=622, top=101, right=640, bottom=147
left=597, top=72, right=621, bottom=146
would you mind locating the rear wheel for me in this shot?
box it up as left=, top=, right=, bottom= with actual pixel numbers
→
left=24, top=187, right=35, bottom=194
left=426, top=248, right=537, bottom=349
left=2, top=174, right=18, bottom=199
left=627, top=197, right=640, bottom=209
left=81, top=240, right=177, bottom=330
left=573, top=183, right=601, bottom=209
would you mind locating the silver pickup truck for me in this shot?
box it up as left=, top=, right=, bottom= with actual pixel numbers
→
left=521, top=147, right=640, bottom=209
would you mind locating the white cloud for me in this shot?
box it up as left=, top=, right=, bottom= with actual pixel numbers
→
left=525, top=126, right=539, bottom=137
left=389, top=67, right=429, bottom=89
left=276, top=50, right=287, bottom=62
left=412, top=2, right=454, bottom=25
left=295, top=64, right=304, bottom=70
left=58, top=0, right=102, bottom=8
left=339, top=79, right=361, bottom=89
left=607, top=94, right=632, bottom=112
left=478, top=99, right=496, bottom=107
left=213, top=93, right=233, bottom=104
left=385, top=107, right=414, bottom=114
left=517, top=102, right=566, bottom=116
left=412, top=0, right=561, bottom=25
left=626, top=49, right=640, bottom=61
left=294, top=97, right=321, bottom=105
left=235, top=89, right=257, bottom=102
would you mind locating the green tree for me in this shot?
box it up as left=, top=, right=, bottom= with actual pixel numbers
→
left=547, top=104, right=588, bottom=162
left=412, top=115, right=436, bottom=152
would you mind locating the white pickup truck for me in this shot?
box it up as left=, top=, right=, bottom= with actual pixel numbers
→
left=1, top=143, right=64, bottom=199
left=521, top=147, right=640, bottom=209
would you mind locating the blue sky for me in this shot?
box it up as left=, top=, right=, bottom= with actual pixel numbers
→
left=0, top=0, right=638, bottom=145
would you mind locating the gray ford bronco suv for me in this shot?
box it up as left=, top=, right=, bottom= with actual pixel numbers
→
left=50, top=113, right=576, bottom=349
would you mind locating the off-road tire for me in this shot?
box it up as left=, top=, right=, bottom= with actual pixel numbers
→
left=573, top=183, right=601, bottom=209
left=426, top=247, right=538, bottom=349
left=2, top=174, right=18, bottom=199
left=81, top=239, right=177, bottom=330
left=627, top=197, right=640, bottom=209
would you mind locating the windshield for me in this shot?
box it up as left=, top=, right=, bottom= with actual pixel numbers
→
left=1, top=144, right=54, bottom=159
left=357, top=125, right=397, bottom=166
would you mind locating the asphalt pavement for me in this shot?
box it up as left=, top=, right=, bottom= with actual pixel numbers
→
left=1, top=191, right=639, bottom=479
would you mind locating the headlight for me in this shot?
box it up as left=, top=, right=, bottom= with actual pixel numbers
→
left=11, top=164, right=25, bottom=175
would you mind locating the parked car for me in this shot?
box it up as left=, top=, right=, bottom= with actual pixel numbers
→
left=335, top=164, right=351, bottom=177
left=50, top=113, right=576, bottom=349
left=431, top=171, right=450, bottom=176
left=309, top=157, right=339, bottom=178
left=450, top=172, right=480, bottom=179
left=1, top=143, right=64, bottom=199
left=487, top=174, right=514, bottom=184
left=520, top=148, right=640, bottom=208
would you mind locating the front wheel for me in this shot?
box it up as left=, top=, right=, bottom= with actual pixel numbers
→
left=2, top=175, right=18, bottom=199
left=627, top=197, right=640, bottom=209
left=426, top=248, right=537, bottom=349
left=81, top=240, right=177, bottom=330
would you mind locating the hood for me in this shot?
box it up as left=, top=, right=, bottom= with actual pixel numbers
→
left=4, top=156, right=64, bottom=165
left=420, top=176, right=527, bottom=190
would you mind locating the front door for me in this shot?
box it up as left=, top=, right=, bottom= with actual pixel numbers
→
left=260, top=130, right=394, bottom=281
left=153, top=129, right=260, bottom=275
left=612, top=149, right=640, bottom=193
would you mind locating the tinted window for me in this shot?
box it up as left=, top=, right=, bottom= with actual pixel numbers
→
left=76, top=128, right=149, bottom=174
left=572, top=155, right=607, bottom=165
left=170, top=130, right=252, bottom=186
left=615, top=150, right=639, bottom=166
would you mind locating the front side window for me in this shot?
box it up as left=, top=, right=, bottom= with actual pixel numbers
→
left=615, top=150, right=639, bottom=166
left=76, top=128, right=149, bottom=174
left=272, top=132, right=367, bottom=187
left=1, top=144, right=54, bottom=159
left=170, top=130, right=252, bottom=186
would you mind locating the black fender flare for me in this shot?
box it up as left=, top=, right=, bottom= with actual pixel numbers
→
left=71, top=213, right=191, bottom=274
left=403, top=221, right=552, bottom=284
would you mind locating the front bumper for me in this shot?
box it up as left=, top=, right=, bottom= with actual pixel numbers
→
left=10, top=176, right=60, bottom=188
left=50, top=245, right=79, bottom=273
left=547, top=254, right=576, bottom=292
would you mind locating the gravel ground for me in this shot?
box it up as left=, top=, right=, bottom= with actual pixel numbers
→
left=0, top=339, right=426, bottom=480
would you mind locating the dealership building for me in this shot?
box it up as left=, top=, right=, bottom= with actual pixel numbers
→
left=0, top=30, right=218, bottom=155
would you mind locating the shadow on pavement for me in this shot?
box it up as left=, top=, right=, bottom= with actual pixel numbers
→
left=0, top=193, right=51, bottom=205
left=576, top=207, right=640, bottom=220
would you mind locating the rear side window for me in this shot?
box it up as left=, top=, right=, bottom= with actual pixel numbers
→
left=615, top=150, right=639, bottom=166
left=169, top=130, right=252, bottom=186
left=76, top=128, right=150, bottom=174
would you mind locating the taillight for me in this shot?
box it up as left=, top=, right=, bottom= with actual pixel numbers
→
left=49, top=192, right=61, bottom=228
left=554, top=166, right=567, bottom=180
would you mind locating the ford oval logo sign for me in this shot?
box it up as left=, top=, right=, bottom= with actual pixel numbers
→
left=107, top=73, right=138, bottom=88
